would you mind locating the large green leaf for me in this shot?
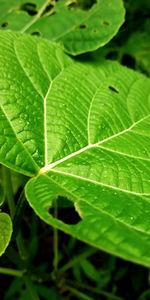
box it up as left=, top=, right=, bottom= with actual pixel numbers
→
left=0, top=32, right=150, bottom=266
left=0, top=0, right=125, bottom=55
left=0, top=213, right=12, bottom=256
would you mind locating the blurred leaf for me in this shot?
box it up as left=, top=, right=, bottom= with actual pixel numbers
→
left=0, top=0, right=125, bottom=55
left=123, top=30, right=150, bottom=75
left=139, top=289, right=150, bottom=300
left=5, top=277, right=24, bottom=300
left=80, top=258, right=99, bottom=282
left=72, top=264, right=82, bottom=282
left=37, top=286, right=64, bottom=300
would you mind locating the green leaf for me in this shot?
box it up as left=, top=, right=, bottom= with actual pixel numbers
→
left=0, top=32, right=150, bottom=266
left=80, top=259, right=100, bottom=282
left=0, top=0, right=125, bottom=55
left=123, top=30, right=150, bottom=76
left=0, top=213, right=12, bottom=256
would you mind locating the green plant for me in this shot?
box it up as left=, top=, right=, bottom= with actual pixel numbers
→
left=0, top=1, right=150, bottom=299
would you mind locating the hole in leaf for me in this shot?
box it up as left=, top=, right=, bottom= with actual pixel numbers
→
left=79, top=24, right=87, bottom=29
left=19, top=3, right=37, bottom=16
left=49, top=10, right=56, bottom=17
left=67, top=0, right=97, bottom=10
left=103, top=20, right=110, bottom=26
left=108, top=86, right=119, bottom=94
left=105, top=51, right=118, bottom=60
left=41, top=3, right=54, bottom=16
left=31, top=31, right=41, bottom=36
left=1, top=22, right=8, bottom=28
left=121, top=54, right=136, bottom=69
left=50, top=196, right=81, bottom=225
left=93, top=29, right=97, bottom=33
left=67, top=0, right=77, bottom=10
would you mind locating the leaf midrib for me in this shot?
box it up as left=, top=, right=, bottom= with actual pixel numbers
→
left=40, top=113, right=150, bottom=173
left=13, top=38, right=65, bottom=169
left=50, top=2, right=99, bottom=42
left=20, top=0, right=50, bottom=33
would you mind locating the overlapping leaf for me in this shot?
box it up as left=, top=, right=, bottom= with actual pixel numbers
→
left=0, top=213, right=12, bottom=256
left=0, top=167, right=12, bottom=255
left=123, top=29, right=150, bottom=76
left=0, top=0, right=125, bottom=55
left=0, top=32, right=150, bottom=266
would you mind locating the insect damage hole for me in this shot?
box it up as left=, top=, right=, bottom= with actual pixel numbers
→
left=31, top=31, right=41, bottom=36
left=67, top=0, right=97, bottom=10
left=108, top=86, right=119, bottom=94
left=19, top=3, right=37, bottom=16
left=103, top=21, right=110, bottom=26
left=1, top=22, right=8, bottom=28
left=121, top=54, right=136, bottom=69
left=41, top=3, right=55, bottom=16
left=49, top=196, right=81, bottom=225
left=79, top=24, right=87, bottom=29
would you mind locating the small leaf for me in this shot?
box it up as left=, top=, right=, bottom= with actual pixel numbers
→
left=0, top=0, right=125, bottom=55
left=0, top=213, right=12, bottom=256
left=80, top=259, right=100, bottom=282
left=0, top=32, right=150, bottom=266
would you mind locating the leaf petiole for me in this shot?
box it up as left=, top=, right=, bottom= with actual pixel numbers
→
left=0, top=267, right=25, bottom=277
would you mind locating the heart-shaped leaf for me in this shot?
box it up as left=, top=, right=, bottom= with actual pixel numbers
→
left=0, top=0, right=125, bottom=55
left=0, top=213, right=12, bottom=256
left=0, top=32, right=150, bottom=266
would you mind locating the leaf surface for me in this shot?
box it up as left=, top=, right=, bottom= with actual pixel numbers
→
left=0, top=0, right=125, bottom=55
left=0, top=213, right=12, bottom=256
left=0, top=32, right=150, bottom=266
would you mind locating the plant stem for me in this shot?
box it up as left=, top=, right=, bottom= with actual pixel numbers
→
left=2, top=166, right=28, bottom=261
left=16, top=232, right=28, bottom=261
left=67, top=280, right=124, bottom=300
left=23, top=275, right=40, bottom=300
left=53, top=200, right=59, bottom=278
left=2, top=166, right=15, bottom=218
left=59, top=247, right=96, bottom=274
left=65, top=285, right=93, bottom=300
left=12, top=190, right=26, bottom=239
left=0, top=267, right=25, bottom=277
left=6, top=245, right=23, bottom=267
